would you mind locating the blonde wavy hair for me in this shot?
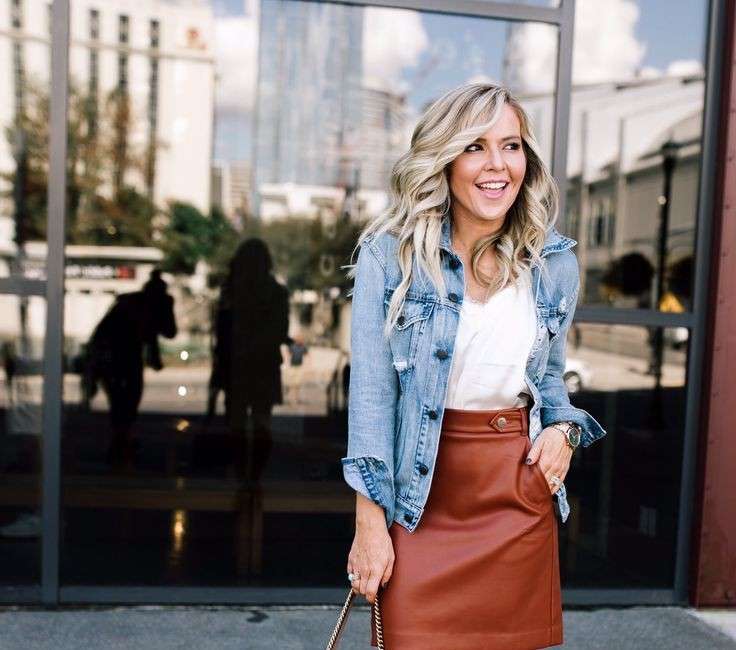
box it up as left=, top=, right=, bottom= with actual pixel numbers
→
left=346, top=82, right=560, bottom=339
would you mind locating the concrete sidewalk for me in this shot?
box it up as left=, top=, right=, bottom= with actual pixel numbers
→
left=0, top=605, right=734, bottom=649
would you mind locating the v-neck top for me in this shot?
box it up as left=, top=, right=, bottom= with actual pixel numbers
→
left=445, top=267, right=537, bottom=410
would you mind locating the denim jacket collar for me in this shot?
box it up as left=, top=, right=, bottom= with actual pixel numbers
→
left=437, top=212, right=577, bottom=260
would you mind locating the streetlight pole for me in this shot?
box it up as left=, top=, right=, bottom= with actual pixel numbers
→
left=650, top=140, right=679, bottom=393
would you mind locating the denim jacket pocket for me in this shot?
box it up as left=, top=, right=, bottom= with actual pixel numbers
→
left=542, top=295, right=570, bottom=340
left=545, top=314, right=561, bottom=340
left=385, top=293, right=433, bottom=390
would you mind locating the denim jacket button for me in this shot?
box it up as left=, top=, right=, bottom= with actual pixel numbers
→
left=448, top=292, right=460, bottom=303
left=449, top=257, right=460, bottom=270
left=404, top=513, right=413, bottom=523
left=428, top=409, right=438, bottom=420
left=435, top=349, right=448, bottom=360
left=418, top=463, right=429, bottom=475
left=397, top=314, right=405, bottom=326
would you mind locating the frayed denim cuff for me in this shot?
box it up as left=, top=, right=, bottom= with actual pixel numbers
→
left=540, top=404, right=607, bottom=448
left=341, top=455, right=395, bottom=528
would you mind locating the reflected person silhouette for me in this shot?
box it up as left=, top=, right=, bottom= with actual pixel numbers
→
left=210, top=238, right=290, bottom=484
left=83, top=269, right=177, bottom=468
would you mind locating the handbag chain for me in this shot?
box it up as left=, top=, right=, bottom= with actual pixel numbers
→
left=325, top=587, right=385, bottom=649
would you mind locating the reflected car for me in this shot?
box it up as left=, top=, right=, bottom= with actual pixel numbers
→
left=664, top=326, right=689, bottom=351
left=563, top=357, right=592, bottom=395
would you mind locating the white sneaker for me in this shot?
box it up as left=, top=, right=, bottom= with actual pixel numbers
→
left=0, top=512, right=42, bottom=538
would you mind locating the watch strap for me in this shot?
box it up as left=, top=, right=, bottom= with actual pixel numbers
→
left=550, top=421, right=580, bottom=449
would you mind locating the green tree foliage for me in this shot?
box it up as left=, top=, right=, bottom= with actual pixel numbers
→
left=205, top=205, right=241, bottom=286
left=237, top=214, right=364, bottom=293
left=160, top=201, right=239, bottom=276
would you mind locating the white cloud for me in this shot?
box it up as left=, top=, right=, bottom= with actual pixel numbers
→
left=637, top=66, right=663, bottom=79
left=504, top=0, right=648, bottom=94
left=465, top=73, right=500, bottom=86
left=362, top=8, right=430, bottom=94
left=213, top=13, right=259, bottom=112
left=504, top=22, right=559, bottom=94
left=666, top=59, right=704, bottom=77
left=571, top=0, right=647, bottom=85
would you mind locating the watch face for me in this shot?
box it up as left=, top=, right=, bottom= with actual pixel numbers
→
left=568, top=427, right=581, bottom=447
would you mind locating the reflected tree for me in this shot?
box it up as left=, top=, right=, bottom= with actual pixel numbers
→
left=159, top=201, right=238, bottom=278
left=239, top=214, right=363, bottom=295
left=1, top=77, right=160, bottom=247
left=600, top=252, right=654, bottom=308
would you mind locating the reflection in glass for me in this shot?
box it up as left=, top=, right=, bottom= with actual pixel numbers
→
left=561, top=322, right=687, bottom=588
left=208, top=238, right=290, bottom=482
left=0, top=295, right=44, bottom=583
left=0, top=0, right=52, bottom=588
left=56, top=0, right=561, bottom=588
left=561, top=2, right=708, bottom=311
left=81, top=270, right=177, bottom=468
left=1, top=0, right=51, bottom=280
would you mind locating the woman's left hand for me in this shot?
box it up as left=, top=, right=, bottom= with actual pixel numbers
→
left=525, top=426, right=574, bottom=495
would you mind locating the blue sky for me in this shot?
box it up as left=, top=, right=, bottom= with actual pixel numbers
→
left=410, top=2, right=707, bottom=107
left=636, top=0, right=707, bottom=69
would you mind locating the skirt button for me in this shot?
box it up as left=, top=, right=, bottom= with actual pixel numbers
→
left=497, top=416, right=507, bottom=429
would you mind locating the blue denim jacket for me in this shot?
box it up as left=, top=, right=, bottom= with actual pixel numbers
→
left=342, top=214, right=607, bottom=532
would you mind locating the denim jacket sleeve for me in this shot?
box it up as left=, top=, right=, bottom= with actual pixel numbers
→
left=538, top=254, right=607, bottom=448
left=341, top=237, right=397, bottom=526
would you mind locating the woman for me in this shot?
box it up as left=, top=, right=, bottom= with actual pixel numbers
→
left=211, top=238, right=291, bottom=481
left=341, top=83, right=607, bottom=649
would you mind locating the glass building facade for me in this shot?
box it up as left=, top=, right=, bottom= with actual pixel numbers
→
left=0, top=0, right=729, bottom=606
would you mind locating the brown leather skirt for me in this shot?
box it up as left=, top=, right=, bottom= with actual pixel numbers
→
left=370, top=405, right=562, bottom=649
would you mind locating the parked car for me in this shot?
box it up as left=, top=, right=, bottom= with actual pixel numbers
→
left=564, top=356, right=592, bottom=394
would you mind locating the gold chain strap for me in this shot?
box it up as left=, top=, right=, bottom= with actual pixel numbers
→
left=325, top=587, right=385, bottom=649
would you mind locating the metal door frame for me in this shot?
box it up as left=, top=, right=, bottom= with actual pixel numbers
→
left=2, top=0, right=722, bottom=606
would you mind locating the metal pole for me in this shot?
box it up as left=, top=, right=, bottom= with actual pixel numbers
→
left=551, top=0, right=576, bottom=230
left=41, top=0, right=70, bottom=606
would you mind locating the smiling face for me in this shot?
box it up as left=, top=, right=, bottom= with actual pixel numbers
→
left=447, top=103, right=527, bottom=230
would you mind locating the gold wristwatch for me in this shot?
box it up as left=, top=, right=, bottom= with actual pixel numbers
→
left=550, top=421, right=581, bottom=450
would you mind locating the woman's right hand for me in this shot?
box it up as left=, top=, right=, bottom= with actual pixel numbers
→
left=346, top=493, right=395, bottom=605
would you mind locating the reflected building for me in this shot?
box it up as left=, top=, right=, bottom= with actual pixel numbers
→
left=211, top=160, right=252, bottom=227
left=253, top=1, right=364, bottom=216
left=360, top=84, right=409, bottom=191
left=511, top=73, right=703, bottom=309
left=252, top=3, right=407, bottom=219
left=0, top=0, right=216, bottom=355
left=210, top=161, right=234, bottom=219
left=228, top=160, right=252, bottom=223
left=0, top=0, right=215, bottom=247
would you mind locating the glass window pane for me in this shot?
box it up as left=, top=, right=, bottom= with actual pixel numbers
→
left=562, top=322, right=687, bottom=588
left=502, top=0, right=560, bottom=5
left=0, top=2, right=51, bottom=281
left=563, top=2, right=708, bottom=312
left=0, top=294, right=45, bottom=585
left=59, top=0, right=559, bottom=587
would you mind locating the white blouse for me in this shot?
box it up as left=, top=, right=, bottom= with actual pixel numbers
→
left=445, top=268, right=537, bottom=410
